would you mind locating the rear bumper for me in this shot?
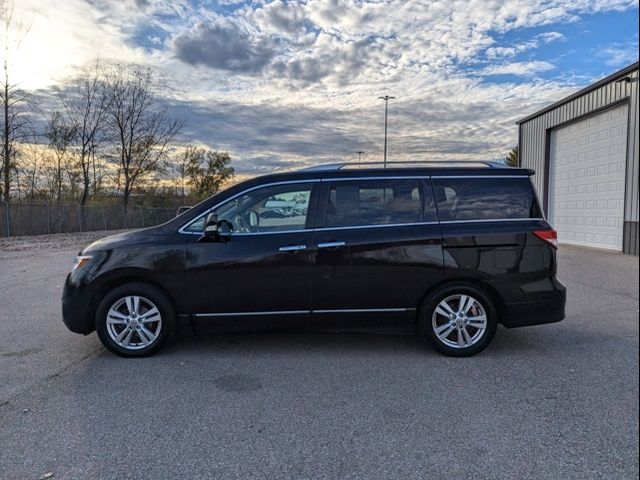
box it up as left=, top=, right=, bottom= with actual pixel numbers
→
left=501, top=281, right=566, bottom=328
left=62, top=274, right=94, bottom=335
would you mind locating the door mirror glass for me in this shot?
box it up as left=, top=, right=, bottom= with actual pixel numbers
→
left=202, top=212, right=219, bottom=238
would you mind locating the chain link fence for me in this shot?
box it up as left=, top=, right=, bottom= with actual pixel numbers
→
left=0, top=203, right=182, bottom=237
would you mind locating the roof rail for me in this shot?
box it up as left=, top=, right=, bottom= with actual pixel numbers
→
left=298, top=160, right=508, bottom=172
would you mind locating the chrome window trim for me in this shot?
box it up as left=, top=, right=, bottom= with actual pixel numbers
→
left=315, top=221, right=438, bottom=232
left=178, top=179, right=320, bottom=235
left=232, top=229, right=312, bottom=237
left=440, top=218, right=545, bottom=224
left=431, top=175, right=531, bottom=179
left=323, top=175, right=430, bottom=182
left=181, top=222, right=439, bottom=237
left=181, top=228, right=313, bottom=237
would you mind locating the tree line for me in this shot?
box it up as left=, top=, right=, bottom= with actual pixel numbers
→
left=1, top=62, right=234, bottom=210
left=1, top=3, right=234, bottom=210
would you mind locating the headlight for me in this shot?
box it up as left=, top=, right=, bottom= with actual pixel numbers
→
left=72, top=255, right=93, bottom=272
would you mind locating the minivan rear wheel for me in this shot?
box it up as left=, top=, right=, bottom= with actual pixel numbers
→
left=95, top=283, right=176, bottom=357
left=419, top=285, right=497, bottom=357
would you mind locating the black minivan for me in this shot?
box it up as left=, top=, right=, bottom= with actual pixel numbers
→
left=62, top=162, right=566, bottom=357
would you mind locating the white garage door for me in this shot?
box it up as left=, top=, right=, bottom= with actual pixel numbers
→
left=549, top=104, right=628, bottom=251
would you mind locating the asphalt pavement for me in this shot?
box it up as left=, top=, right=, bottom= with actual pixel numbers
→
left=0, top=234, right=638, bottom=479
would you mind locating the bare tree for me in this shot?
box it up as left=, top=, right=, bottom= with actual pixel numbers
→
left=60, top=62, right=110, bottom=209
left=105, top=67, right=182, bottom=210
left=16, top=135, right=43, bottom=200
left=89, top=147, right=109, bottom=197
left=44, top=112, right=78, bottom=203
left=174, top=147, right=193, bottom=197
left=0, top=0, right=31, bottom=203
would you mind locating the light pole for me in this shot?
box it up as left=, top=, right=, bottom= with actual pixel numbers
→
left=378, top=95, right=395, bottom=167
left=356, top=151, right=365, bottom=163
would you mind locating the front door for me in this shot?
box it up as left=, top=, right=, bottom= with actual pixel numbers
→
left=311, top=177, right=444, bottom=327
left=186, top=181, right=318, bottom=318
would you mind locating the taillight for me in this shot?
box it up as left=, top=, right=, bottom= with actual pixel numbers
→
left=534, top=229, right=558, bottom=249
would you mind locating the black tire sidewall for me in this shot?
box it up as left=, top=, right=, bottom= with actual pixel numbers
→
left=95, top=282, right=176, bottom=357
left=419, top=284, right=497, bottom=357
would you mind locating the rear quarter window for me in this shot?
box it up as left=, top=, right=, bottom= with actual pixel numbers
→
left=432, top=177, right=542, bottom=221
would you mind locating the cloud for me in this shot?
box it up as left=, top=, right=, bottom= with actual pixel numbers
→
left=250, top=0, right=309, bottom=35
left=596, top=41, right=640, bottom=67
left=486, top=31, right=565, bottom=59
left=481, top=61, right=556, bottom=76
left=271, top=34, right=380, bottom=86
left=171, top=19, right=279, bottom=73
left=160, top=74, right=578, bottom=175
left=537, top=31, right=565, bottom=43
left=10, top=0, right=639, bottom=176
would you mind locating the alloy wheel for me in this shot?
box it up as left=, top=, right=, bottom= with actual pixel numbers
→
left=431, top=294, right=488, bottom=349
left=106, top=295, right=162, bottom=350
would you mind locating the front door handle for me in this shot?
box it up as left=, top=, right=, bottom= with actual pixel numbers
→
left=317, top=241, right=346, bottom=249
left=278, top=244, right=307, bottom=252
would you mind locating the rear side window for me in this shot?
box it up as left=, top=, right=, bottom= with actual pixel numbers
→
left=432, top=177, right=542, bottom=221
left=324, top=178, right=436, bottom=228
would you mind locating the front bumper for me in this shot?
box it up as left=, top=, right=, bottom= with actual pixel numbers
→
left=61, top=273, right=95, bottom=334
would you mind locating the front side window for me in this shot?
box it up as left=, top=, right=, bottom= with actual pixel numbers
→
left=324, top=179, right=434, bottom=228
left=432, top=177, right=542, bottom=221
left=185, top=183, right=313, bottom=234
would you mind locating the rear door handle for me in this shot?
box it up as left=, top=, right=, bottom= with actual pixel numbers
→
left=278, top=244, right=307, bottom=252
left=317, top=241, right=346, bottom=249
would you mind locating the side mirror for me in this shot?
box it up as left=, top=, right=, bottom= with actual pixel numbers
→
left=203, top=212, right=219, bottom=235
left=199, top=212, right=232, bottom=242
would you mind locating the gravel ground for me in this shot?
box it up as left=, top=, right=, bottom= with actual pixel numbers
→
left=0, top=230, right=128, bottom=254
left=0, top=232, right=638, bottom=480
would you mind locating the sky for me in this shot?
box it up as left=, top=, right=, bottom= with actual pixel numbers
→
left=8, top=0, right=640, bottom=176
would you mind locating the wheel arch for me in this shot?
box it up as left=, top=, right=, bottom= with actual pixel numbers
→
left=90, top=271, right=180, bottom=330
left=416, top=277, right=506, bottom=325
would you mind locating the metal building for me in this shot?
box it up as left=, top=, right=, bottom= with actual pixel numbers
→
left=517, top=61, right=639, bottom=255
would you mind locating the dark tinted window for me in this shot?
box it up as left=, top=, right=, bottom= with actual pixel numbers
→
left=325, top=179, right=436, bottom=227
left=432, top=177, right=542, bottom=221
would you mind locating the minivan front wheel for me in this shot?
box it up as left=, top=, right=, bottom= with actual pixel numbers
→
left=95, top=283, right=175, bottom=357
left=419, top=285, right=497, bottom=356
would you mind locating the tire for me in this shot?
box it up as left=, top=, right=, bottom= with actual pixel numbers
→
left=95, top=282, right=176, bottom=357
left=419, top=284, right=497, bottom=357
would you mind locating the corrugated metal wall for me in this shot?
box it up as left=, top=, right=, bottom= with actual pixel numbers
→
left=519, top=64, right=639, bottom=254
